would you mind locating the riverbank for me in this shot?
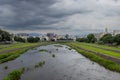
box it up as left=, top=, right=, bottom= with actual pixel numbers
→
left=0, top=42, right=52, bottom=63
left=65, top=42, right=120, bottom=72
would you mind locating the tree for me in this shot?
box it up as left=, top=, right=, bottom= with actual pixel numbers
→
left=34, top=37, right=40, bottom=42
left=100, top=33, right=113, bottom=44
left=27, top=37, right=40, bottom=43
left=76, top=38, right=88, bottom=42
left=0, top=29, right=11, bottom=41
left=14, top=36, right=26, bottom=43
left=87, top=33, right=97, bottom=43
left=27, top=37, right=34, bottom=43
left=113, top=34, right=120, bottom=45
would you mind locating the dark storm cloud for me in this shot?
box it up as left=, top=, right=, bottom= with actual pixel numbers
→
left=0, top=0, right=120, bottom=33
left=0, top=0, right=58, bottom=29
left=0, top=0, right=93, bottom=31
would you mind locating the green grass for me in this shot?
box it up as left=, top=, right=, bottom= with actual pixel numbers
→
left=79, top=42, right=120, bottom=52
left=67, top=43, right=120, bottom=72
left=0, top=43, right=31, bottom=51
left=0, top=42, right=50, bottom=53
left=0, top=42, right=20, bottom=49
left=0, top=48, right=28, bottom=63
left=70, top=42, right=120, bottom=59
left=0, top=42, right=51, bottom=63
left=3, top=68, right=25, bottom=80
left=39, top=49, right=48, bottom=52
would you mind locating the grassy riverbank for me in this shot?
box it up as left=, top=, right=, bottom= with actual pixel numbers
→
left=65, top=42, right=120, bottom=72
left=0, top=42, right=51, bottom=63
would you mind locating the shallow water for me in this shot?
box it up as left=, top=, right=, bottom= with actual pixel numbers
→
left=0, top=44, right=120, bottom=80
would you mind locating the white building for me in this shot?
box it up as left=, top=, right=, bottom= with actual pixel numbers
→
left=94, top=27, right=108, bottom=40
left=113, top=30, right=120, bottom=35
left=40, top=35, right=49, bottom=41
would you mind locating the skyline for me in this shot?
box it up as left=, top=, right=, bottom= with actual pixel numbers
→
left=0, top=0, right=120, bottom=35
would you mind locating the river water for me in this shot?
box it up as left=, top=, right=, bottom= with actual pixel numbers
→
left=0, top=44, right=120, bottom=80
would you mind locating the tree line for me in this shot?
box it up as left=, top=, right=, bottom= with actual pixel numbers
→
left=14, top=36, right=40, bottom=43
left=76, top=33, right=120, bottom=45
left=1, top=29, right=120, bottom=45
left=0, top=29, right=40, bottom=43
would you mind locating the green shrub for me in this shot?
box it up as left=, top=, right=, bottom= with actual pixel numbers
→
left=3, top=68, right=24, bottom=80
left=52, top=54, right=55, bottom=58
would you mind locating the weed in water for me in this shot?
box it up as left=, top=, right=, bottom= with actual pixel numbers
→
left=56, top=48, right=58, bottom=51
left=52, top=54, right=55, bottom=58
left=4, top=66, right=8, bottom=70
left=3, top=68, right=25, bottom=80
left=35, top=61, right=45, bottom=68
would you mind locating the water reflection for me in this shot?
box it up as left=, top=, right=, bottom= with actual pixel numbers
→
left=0, top=44, right=120, bottom=80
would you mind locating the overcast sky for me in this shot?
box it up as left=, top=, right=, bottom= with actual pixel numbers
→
left=0, top=0, right=120, bottom=35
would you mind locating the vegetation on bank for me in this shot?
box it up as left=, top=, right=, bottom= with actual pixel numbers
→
left=0, top=43, right=38, bottom=52
left=66, top=42, right=120, bottom=72
left=73, top=42, right=120, bottom=58
left=0, top=42, right=51, bottom=63
left=0, top=48, right=29, bottom=63
left=79, top=42, right=120, bottom=51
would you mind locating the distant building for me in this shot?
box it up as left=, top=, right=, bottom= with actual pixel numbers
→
left=15, top=33, right=29, bottom=39
left=94, top=32, right=105, bottom=40
left=94, top=27, right=108, bottom=40
left=113, top=30, right=120, bottom=35
left=47, top=33, right=57, bottom=41
left=65, top=34, right=69, bottom=39
left=40, top=35, right=49, bottom=41
left=57, top=35, right=66, bottom=40
left=47, top=33, right=54, bottom=39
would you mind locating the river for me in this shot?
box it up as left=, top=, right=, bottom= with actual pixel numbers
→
left=0, top=44, right=120, bottom=80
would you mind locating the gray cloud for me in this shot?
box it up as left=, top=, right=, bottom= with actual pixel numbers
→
left=0, top=0, right=120, bottom=34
